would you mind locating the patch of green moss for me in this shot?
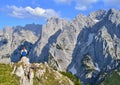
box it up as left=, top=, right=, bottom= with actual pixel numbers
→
left=33, top=77, right=40, bottom=85
left=60, top=71, right=82, bottom=85
left=56, top=44, right=63, bottom=50
left=101, top=70, right=120, bottom=85
left=33, top=67, right=59, bottom=85
left=33, top=64, right=72, bottom=85
left=0, top=64, right=20, bottom=85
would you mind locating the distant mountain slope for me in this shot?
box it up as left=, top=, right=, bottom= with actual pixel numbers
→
left=0, top=24, right=42, bottom=63
left=101, top=69, right=120, bottom=85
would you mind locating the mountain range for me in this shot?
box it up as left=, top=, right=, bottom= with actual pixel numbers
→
left=0, top=8, right=120, bottom=85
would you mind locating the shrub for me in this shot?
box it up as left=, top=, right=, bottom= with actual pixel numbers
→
left=60, top=71, right=82, bottom=85
left=56, top=44, right=63, bottom=50
left=101, top=71, right=120, bottom=85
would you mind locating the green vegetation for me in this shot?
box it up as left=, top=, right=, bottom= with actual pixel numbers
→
left=0, top=64, right=19, bottom=85
left=56, top=44, right=63, bottom=50
left=60, top=71, right=82, bottom=85
left=33, top=64, right=70, bottom=85
left=34, top=68, right=60, bottom=85
left=81, top=55, right=95, bottom=72
left=101, top=70, right=120, bottom=85
left=48, top=53, right=59, bottom=70
left=82, top=55, right=90, bottom=67
left=0, top=63, right=82, bottom=85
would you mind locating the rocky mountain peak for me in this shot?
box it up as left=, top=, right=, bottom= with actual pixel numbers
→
left=13, top=24, right=42, bottom=36
left=105, top=8, right=120, bottom=25
left=89, top=9, right=106, bottom=20
left=24, top=23, right=42, bottom=36
left=47, top=17, right=60, bottom=23
left=45, top=17, right=68, bottom=29
left=108, top=8, right=120, bottom=14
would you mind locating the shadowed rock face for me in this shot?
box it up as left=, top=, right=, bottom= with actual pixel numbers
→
left=0, top=9, right=120, bottom=84
left=67, top=9, right=120, bottom=84
left=0, top=24, right=42, bottom=63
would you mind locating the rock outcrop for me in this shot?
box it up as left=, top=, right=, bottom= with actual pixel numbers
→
left=11, top=57, right=74, bottom=85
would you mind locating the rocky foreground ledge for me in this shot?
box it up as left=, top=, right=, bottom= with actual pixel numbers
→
left=10, top=57, right=74, bottom=85
left=0, top=57, right=119, bottom=85
left=0, top=57, right=82, bottom=85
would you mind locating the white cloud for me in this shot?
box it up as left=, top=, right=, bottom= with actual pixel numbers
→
left=75, top=0, right=98, bottom=11
left=54, top=0, right=71, bottom=3
left=75, top=5, right=87, bottom=11
left=54, top=0, right=98, bottom=11
left=7, top=5, right=60, bottom=19
left=103, top=0, right=120, bottom=7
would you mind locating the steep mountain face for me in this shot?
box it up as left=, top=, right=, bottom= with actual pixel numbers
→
left=29, top=14, right=97, bottom=71
left=29, top=18, right=69, bottom=64
left=68, top=9, right=120, bottom=84
left=0, top=9, right=120, bottom=84
left=0, top=24, right=42, bottom=63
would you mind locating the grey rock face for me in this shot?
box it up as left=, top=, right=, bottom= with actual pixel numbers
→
left=68, top=8, right=120, bottom=84
left=89, top=9, right=106, bottom=20
left=0, top=24, right=42, bottom=63
left=12, top=59, right=74, bottom=85
left=11, top=57, right=34, bottom=85
left=29, top=17, right=69, bottom=63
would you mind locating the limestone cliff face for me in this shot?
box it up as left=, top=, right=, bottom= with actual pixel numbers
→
left=0, top=24, right=42, bottom=63
left=28, top=18, right=69, bottom=63
left=68, top=9, right=120, bottom=84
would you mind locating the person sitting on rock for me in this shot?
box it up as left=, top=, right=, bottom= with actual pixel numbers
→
left=20, top=46, right=29, bottom=65
left=21, top=46, right=28, bottom=58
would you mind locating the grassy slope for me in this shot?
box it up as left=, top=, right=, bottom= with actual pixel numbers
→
left=0, top=64, right=19, bottom=85
left=101, top=71, right=120, bottom=85
left=33, top=64, right=72, bottom=85
left=60, top=72, right=82, bottom=85
left=0, top=63, right=82, bottom=85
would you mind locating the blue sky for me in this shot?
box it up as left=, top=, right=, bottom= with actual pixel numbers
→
left=0, top=0, right=120, bottom=29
